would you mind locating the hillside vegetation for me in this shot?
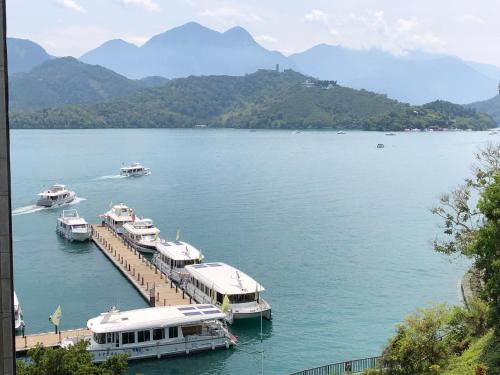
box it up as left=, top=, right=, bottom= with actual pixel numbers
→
left=9, top=57, right=168, bottom=111
left=468, top=95, right=500, bottom=125
left=10, top=70, right=495, bottom=130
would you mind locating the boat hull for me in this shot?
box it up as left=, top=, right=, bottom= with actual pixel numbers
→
left=57, top=226, right=91, bottom=242
left=124, top=238, right=157, bottom=254
left=78, top=336, right=232, bottom=363
left=37, top=193, right=75, bottom=207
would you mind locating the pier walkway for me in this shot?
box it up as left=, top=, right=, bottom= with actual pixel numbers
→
left=15, top=224, right=189, bottom=354
left=15, top=328, right=89, bottom=354
left=91, top=224, right=189, bottom=307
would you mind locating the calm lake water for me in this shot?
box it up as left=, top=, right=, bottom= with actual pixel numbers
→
left=10, top=129, right=492, bottom=374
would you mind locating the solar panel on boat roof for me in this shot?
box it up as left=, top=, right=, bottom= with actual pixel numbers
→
left=207, top=263, right=222, bottom=267
left=174, top=241, right=183, bottom=245
left=196, top=305, right=214, bottom=309
left=178, top=306, right=196, bottom=311
left=202, top=310, right=221, bottom=315
left=193, top=264, right=207, bottom=268
left=183, top=311, right=202, bottom=316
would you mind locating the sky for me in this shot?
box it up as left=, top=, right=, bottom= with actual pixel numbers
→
left=7, top=0, right=500, bottom=66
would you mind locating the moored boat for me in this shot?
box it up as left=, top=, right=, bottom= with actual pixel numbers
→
left=61, top=305, right=236, bottom=362
left=56, top=209, right=91, bottom=242
left=184, top=262, right=272, bottom=323
left=36, top=184, right=75, bottom=207
left=120, top=162, right=150, bottom=177
left=14, top=291, right=24, bottom=333
left=122, top=218, right=161, bottom=254
left=102, top=204, right=135, bottom=235
left=152, top=240, right=204, bottom=283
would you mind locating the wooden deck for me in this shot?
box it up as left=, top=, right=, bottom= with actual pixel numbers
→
left=15, top=328, right=90, bottom=354
left=91, top=224, right=189, bottom=307
left=16, top=224, right=189, bottom=354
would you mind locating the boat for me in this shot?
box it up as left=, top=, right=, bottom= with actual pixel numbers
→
left=61, top=305, right=236, bottom=363
left=36, top=184, right=76, bottom=207
left=337, top=131, right=346, bottom=134
left=152, top=240, right=204, bottom=283
left=102, top=204, right=135, bottom=235
left=385, top=132, right=396, bottom=136
left=14, top=291, right=24, bottom=333
left=377, top=144, right=385, bottom=148
left=56, top=209, right=91, bottom=242
left=489, top=130, right=498, bottom=135
left=120, top=162, right=151, bottom=177
left=122, top=218, right=161, bottom=254
left=184, top=262, right=272, bottom=323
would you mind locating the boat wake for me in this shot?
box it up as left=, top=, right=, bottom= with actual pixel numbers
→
left=96, top=175, right=126, bottom=180
left=12, top=197, right=86, bottom=216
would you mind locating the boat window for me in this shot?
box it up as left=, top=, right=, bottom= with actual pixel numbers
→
left=93, top=333, right=106, bottom=344
left=137, top=330, right=151, bottom=343
left=229, top=293, right=258, bottom=303
left=153, top=328, right=165, bottom=340
left=106, top=333, right=112, bottom=344
left=121, top=331, right=135, bottom=345
left=217, top=292, right=223, bottom=304
left=181, top=325, right=202, bottom=337
left=168, top=326, right=178, bottom=339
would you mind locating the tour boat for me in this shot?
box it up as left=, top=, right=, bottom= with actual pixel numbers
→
left=120, top=162, right=151, bottom=177
left=184, top=262, right=272, bottom=323
left=102, top=204, right=135, bottom=235
left=36, top=184, right=76, bottom=207
left=377, top=144, right=385, bottom=148
left=152, top=240, right=204, bottom=283
left=385, top=132, right=396, bottom=136
left=14, top=291, right=24, bottom=332
left=122, top=218, right=161, bottom=254
left=337, top=131, right=346, bottom=134
left=56, top=209, right=91, bottom=242
left=61, top=305, right=236, bottom=363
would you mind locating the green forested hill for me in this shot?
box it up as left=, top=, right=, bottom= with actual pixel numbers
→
left=10, top=69, right=495, bottom=130
left=9, top=57, right=168, bottom=111
left=467, top=95, right=500, bottom=125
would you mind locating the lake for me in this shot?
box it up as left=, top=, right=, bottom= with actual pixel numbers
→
left=10, top=129, right=490, bottom=374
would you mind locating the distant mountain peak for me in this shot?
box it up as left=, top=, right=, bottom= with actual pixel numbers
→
left=223, top=26, right=256, bottom=45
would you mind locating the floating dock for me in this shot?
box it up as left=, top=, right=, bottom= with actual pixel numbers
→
left=16, top=224, right=189, bottom=353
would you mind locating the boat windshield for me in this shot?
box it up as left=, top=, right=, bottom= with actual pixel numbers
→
left=229, top=292, right=258, bottom=304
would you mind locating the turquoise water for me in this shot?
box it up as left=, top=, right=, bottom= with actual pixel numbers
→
left=10, top=129, right=490, bottom=374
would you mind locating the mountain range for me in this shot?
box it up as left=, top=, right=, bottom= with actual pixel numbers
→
left=10, top=70, right=495, bottom=131
left=468, top=95, right=500, bottom=124
left=7, top=22, right=500, bottom=108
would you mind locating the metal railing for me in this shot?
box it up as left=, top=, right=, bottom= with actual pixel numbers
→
left=289, top=356, right=381, bottom=375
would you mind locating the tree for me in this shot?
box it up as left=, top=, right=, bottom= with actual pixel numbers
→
left=431, top=143, right=500, bottom=338
left=16, top=341, right=128, bottom=375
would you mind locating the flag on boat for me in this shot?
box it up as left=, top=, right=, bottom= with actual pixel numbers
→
left=154, top=232, right=159, bottom=241
left=222, top=295, right=230, bottom=313
left=49, top=305, right=62, bottom=327
left=176, top=229, right=181, bottom=241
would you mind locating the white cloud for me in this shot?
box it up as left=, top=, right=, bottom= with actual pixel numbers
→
left=54, top=0, right=85, bottom=13
left=119, top=0, right=160, bottom=12
left=200, top=7, right=263, bottom=23
left=255, top=35, right=277, bottom=44
left=304, top=9, right=329, bottom=23
left=313, top=9, right=445, bottom=55
left=456, top=15, right=485, bottom=26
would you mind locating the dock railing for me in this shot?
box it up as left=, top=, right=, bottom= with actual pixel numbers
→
left=289, top=356, right=382, bottom=375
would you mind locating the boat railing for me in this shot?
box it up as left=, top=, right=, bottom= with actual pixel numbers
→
left=289, top=356, right=382, bottom=375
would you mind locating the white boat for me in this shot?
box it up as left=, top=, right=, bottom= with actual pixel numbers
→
left=120, top=162, right=150, bottom=177
left=122, top=218, right=161, bottom=254
left=385, top=132, right=396, bottom=136
left=56, top=209, right=91, bottom=242
left=14, top=291, right=24, bottom=332
left=337, top=131, right=346, bottom=134
left=489, top=130, right=498, bottom=135
left=152, top=241, right=204, bottom=283
left=61, top=305, right=236, bottom=363
left=184, top=262, right=272, bottom=323
left=36, top=184, right=75, bottom=207
left=102, top=204, right=135, bottom=235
